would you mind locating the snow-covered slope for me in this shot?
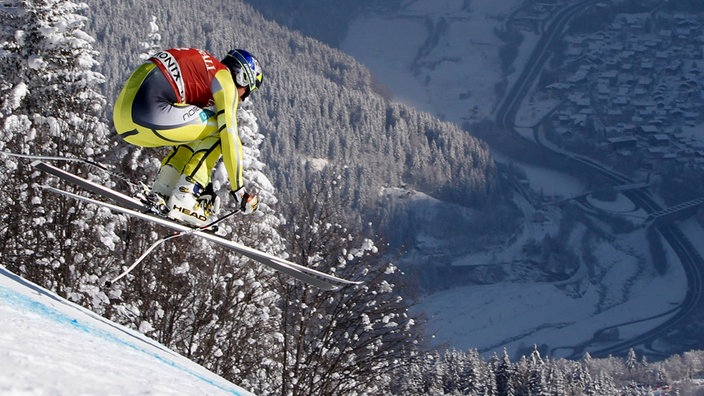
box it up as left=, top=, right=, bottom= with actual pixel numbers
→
left=0, top=267, right=252, bottom=396
left=340, top=0, right=529, bottom=124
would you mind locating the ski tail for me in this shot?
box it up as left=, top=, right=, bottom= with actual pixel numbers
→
left=1, top=150, right=113, bottom=170
left=32, top=160, right=146, bottom=211
left=3, top=150, right=144, bottom=191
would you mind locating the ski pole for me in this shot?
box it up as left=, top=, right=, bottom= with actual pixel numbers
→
left=104, top=208, right=241, bottom=287
left=104, top=233, right=178, bottom=286
left=1, top=150, right=147, bottom=194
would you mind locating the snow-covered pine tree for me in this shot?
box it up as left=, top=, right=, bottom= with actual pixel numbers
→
left=467, top=348, right=496, bottom=395
left=442, top=349, right=469, bottom=393
left=391, top=350, right=437, bottom=394
left=626, top=348, right=639, bottom=372
left=277, top=165, right=423, bottom=395
left=0, top=1, right=30, bottom=263
left=570, top=359, right=595, bottom=395
left=495, top=348, right=516, bottom=396
left=138, top=15, right=161, bottom=61
left=528, top=346, right=548, bottom=396
left=0, top=1, right=30, bottom=168
left=544, top=361, right=567, bottom=396
left=0, top=0, right=120, bottom=308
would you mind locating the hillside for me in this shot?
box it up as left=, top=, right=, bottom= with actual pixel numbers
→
left=28, top=0, right=703, bottom=363
left=0, top=267, right=252, bottom=395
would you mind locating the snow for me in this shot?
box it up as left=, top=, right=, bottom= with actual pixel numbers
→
left=6, top=82, right=28, bottom=111
left=420, top=191, right=687, bottom=357
left=519, top=161, right=584, bottom=197
left=413, top=151, right=690, bottom=356
left=423, top=259, right=684, bottom=357
left=302, top=157, right=329, bottom=172
left=680, top=123, right=704, bottom=149
left=341, top=0, right=527, bottom=123
left=0, top=267, right=253, bottom=396
left=27, top=54, right=46, bottom=70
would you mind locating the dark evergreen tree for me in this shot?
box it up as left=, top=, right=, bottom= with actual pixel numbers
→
left=495, top=349, right=516, bottom=396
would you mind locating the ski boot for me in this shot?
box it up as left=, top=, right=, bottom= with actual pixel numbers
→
left=141, top=190, right=169, bottom=215
left=166, top=175, right=219, bottom=227
left=139, top=165, right=180, bottom=216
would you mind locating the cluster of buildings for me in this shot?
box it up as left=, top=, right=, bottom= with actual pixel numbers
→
left=542, top=9, right=704, bottom=173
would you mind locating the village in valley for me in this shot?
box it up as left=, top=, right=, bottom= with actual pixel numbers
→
left=539, top=7, right=704, bottom=178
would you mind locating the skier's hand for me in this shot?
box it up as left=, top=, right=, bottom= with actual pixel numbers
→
left=198, top=183, right=221, bottom=215
left=231, top=187, right=259, bottom=214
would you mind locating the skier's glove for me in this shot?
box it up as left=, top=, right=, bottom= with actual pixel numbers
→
left=197, top=183, right=221, bottom=216
left=231, top=187, right=259, bottom=214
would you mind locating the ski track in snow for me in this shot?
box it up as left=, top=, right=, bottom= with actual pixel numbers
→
left=0, top=267, right=251, bottom=396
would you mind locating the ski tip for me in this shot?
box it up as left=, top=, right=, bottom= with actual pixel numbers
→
left=321, top=279, right=364, bottom=292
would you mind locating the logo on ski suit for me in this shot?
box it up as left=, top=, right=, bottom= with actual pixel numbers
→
left=151, top=51, right=186, bottom=102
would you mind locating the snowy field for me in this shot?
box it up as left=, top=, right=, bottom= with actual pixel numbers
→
left=341, top=0, right=529, bottom=123
left=420, top=201, right=686, bottom=358
left=416, top=155, right=687, bottom=357
left=0, top=267, right=251, bottom=396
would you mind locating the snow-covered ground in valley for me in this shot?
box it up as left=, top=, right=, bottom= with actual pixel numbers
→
left=0, top=267, right=252, bottom=396
left=418, top=162, right=687, bottom=357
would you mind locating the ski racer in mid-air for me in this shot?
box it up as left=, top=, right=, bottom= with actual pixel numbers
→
left=112, top=47, right=262, bottom=227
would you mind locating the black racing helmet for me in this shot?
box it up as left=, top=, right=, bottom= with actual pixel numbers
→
left=221, top=49, right=263, bottom=99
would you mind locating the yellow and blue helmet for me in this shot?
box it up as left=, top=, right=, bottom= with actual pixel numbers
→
left=222, top=49, right=263, bottom=98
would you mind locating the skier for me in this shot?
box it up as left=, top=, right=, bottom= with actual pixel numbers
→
left=112, top=48, right=262, bottom=226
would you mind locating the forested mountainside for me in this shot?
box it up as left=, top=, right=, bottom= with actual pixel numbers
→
left=83, top=0, right=502, bottom=224
left=240, top=0, right=371, bottom=47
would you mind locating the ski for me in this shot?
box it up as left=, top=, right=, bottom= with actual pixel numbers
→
left=32, top=160, right=146, bottom=212
left=33, top=161, right=360, bottom=290
left=43, top=185, right=357, bottom=290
